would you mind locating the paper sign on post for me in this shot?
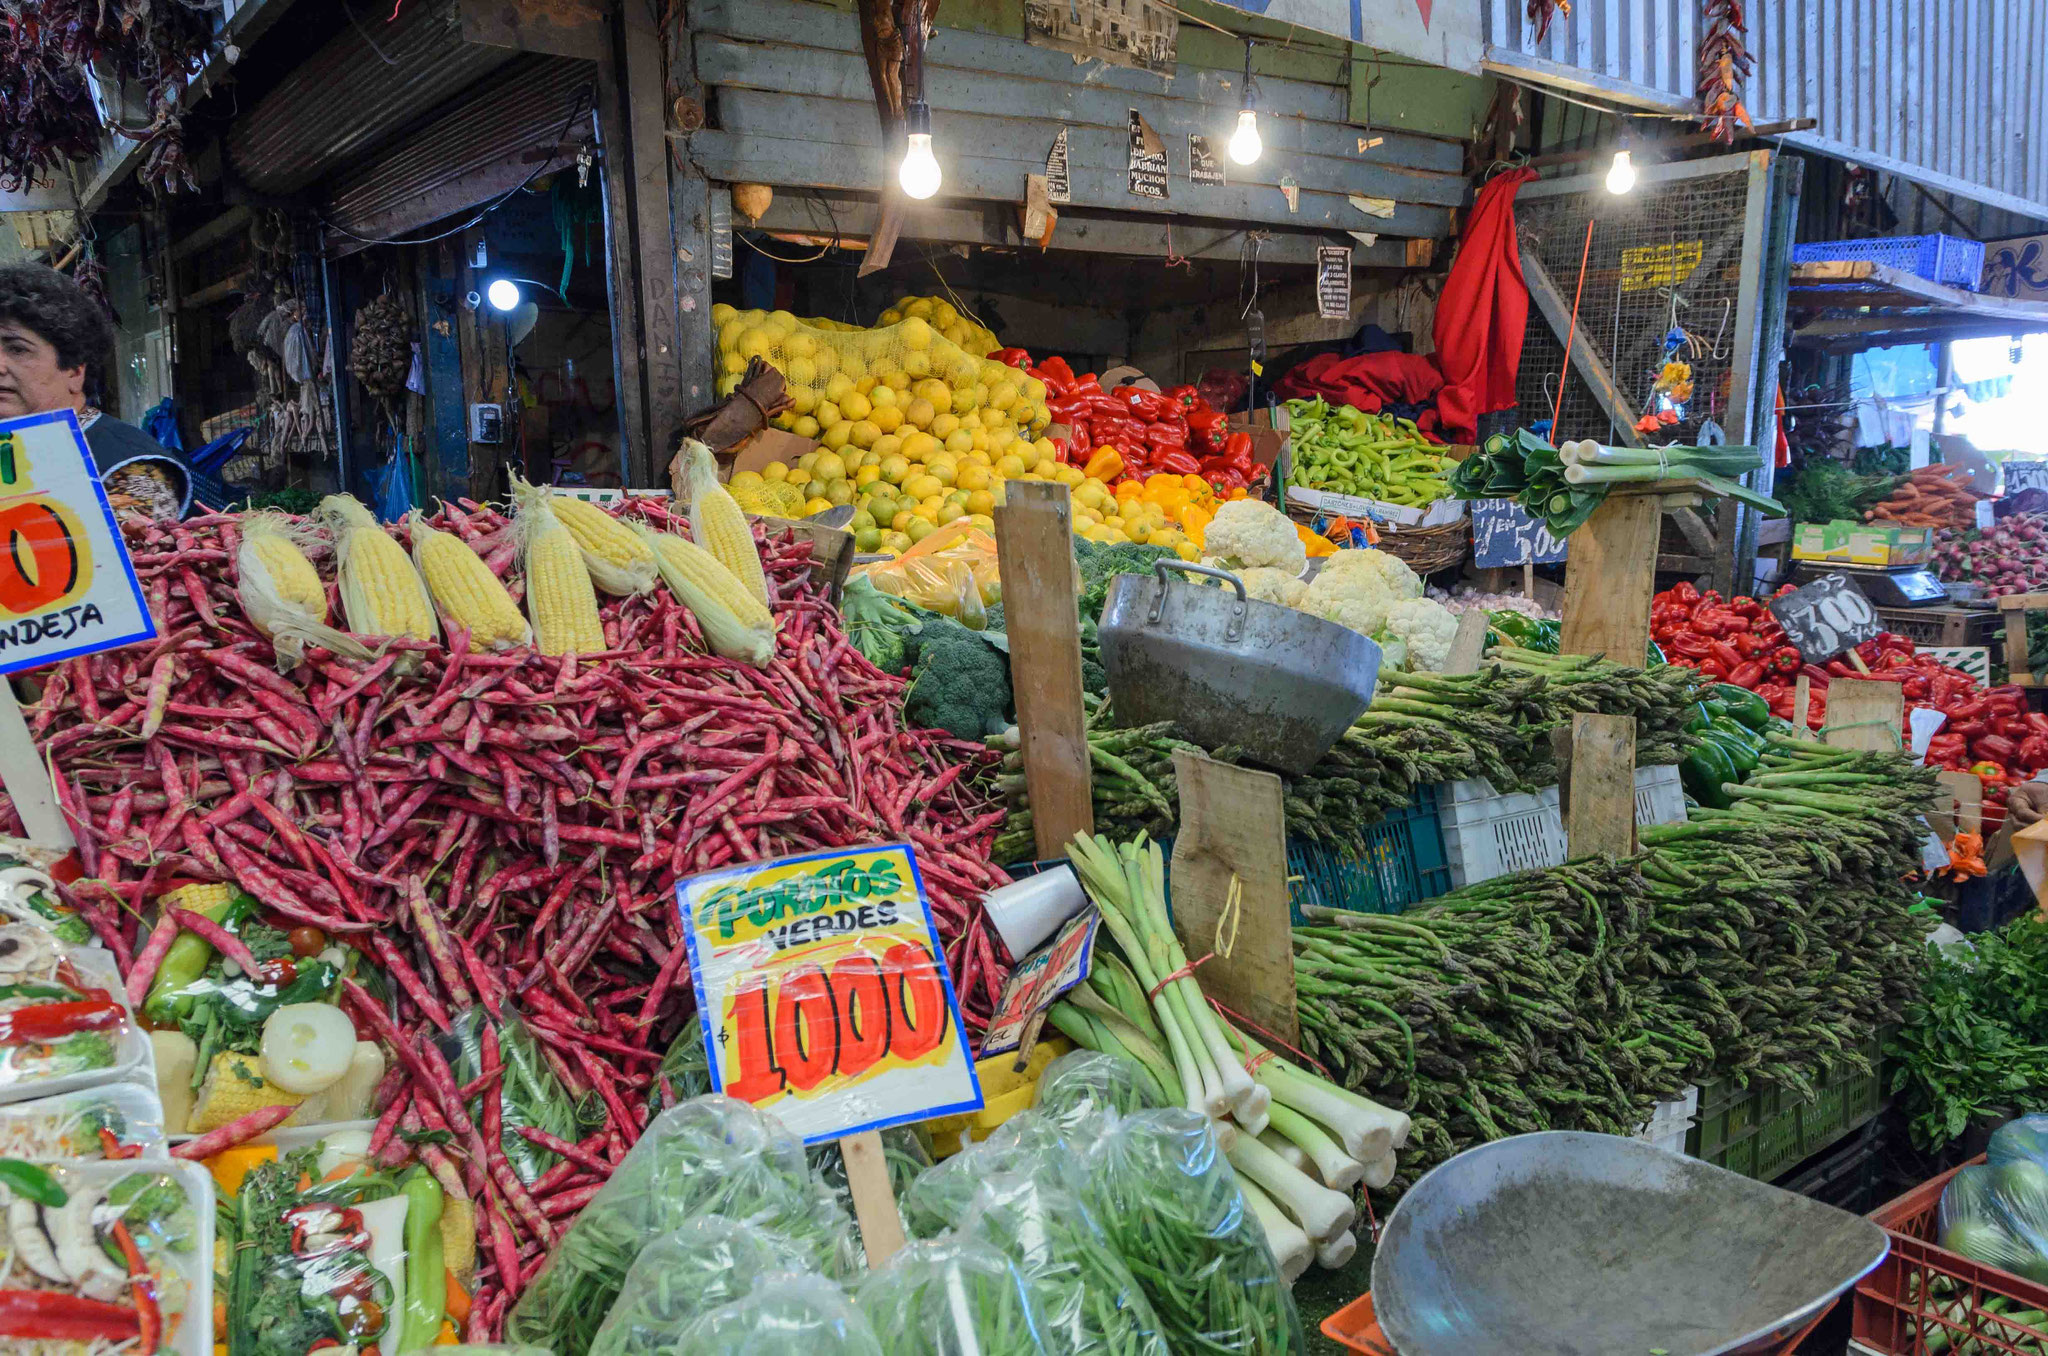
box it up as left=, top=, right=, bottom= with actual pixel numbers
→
left=0, top=411, right=155, bottom=674
left=980, top=909, right=1099, bottom=1058
left=679, top=843, right=982, bottom=1143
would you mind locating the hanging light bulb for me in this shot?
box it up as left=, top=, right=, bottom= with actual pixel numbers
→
left=899, top=102, right=941, bottom=199
left=485, top=278, right=522, bottom=312
left=1229, top=107, right=1263, bottom=165
left=1605, top=134, right=1638, bottom=195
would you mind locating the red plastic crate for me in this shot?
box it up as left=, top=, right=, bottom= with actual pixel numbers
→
left=1321, top=1289, right=1826, bottom=1354
left=1853, top=1156, right=2048, bottom=1355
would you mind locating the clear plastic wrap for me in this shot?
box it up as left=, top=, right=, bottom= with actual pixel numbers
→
left=899, top=1113, right=1078, bottom=1239
left=0, top=1081, right=167, bottom=1158
left=430, top=1348, right=554, bottom=1356
left=1989, top=1113, right=2048, bottom=1169
left=441, top=1006, right=591, bottom=1184
left=0, top=932, right=150, bottom=1106
left=1083, top=1109, right=1305, bottom=1356
left=589, top=1217, right=818, bottom=1356
left=1032, top=1050, right=1162, bottom=1139
left=674, top=1273, right=884, bottom=1356
left=956, top=1171, right=1169, bottom=1356
left=1937, top=1163, right=2048, bottom=1282
left=505, top=1095, right=859, bottom=1356
left=855, top=1235, right=1053, bottom=1356
left=812, top=1125, right=931, bottom=1248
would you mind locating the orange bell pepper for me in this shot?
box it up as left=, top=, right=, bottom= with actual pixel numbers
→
left=1181, top=473, right=1209, bottom=493
left=1297, top=523, right=1338, bottom=557
left=1180, top=503, right=1214, bottom=547
left=1083, top=447, right=1125, bottom=481
left=1115, top=478, right=1144, bottom=500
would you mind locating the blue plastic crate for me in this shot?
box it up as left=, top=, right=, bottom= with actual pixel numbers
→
left=1791, top=233, right=1985, bottom=291
left=1286, top=783, right=1451, bottom=921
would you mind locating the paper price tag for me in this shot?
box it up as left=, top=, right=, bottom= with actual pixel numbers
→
left=680, top=844, right=982, bottom=1143
left=979, top=910, right=1099, bottom=1057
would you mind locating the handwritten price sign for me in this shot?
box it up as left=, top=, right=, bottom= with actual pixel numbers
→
left=679, top=844, right=981, bottom=1143
left=1769, top=572, right=1884, bottom=663
left=0, top=411, right=153, bottom=675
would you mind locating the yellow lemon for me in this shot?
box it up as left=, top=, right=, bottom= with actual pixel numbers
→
left=1176, top=540, right=1200, bottom=560
left=839, top=391, right=873, bottom=422
left=884, top=369, right=911, bottom=392
left=1057, top=465, right=1086, bottom=487
left=1124, top=520, right=1153, bottom=543
left=785, top=356, right=818, bottom=388
left=871, top=406, right=904, bottom=434
left=812, top=347, right=840, bottom=378
left=879, top=454, right=912, bottom=484
left=988, top=381, right=1020, bottom=411
left=820, top=423, right=852, bottom=451
left=968, top=513, right=995, bottom=531
left=905, top=519, right=936, bottom=544
left=928, top=460, right=959, bottom=488
left=855, top=464, right=883, bottom=487
left=712, top=302, right=737, bottom=325
left=804, top=496, right=835, bottom=516
left=815, top=400, right=842, bottom=429
left=900, top=431, right=939, bottom=462
left=902, top=351, right=932, bottom=378
left=793, top=416, right=821, bottom=439
left=735, top=329, right=774, bottom=361
left=760, top=462, right=790, bottom=483
left=905, top=399, right=937, bottom=429
left=904, top=473, right=944, bottom=500
left=719, top=352, right=748, bottom=377
left=916, top=379, right=954, bottom=414
left=956, top=463, right=991, bottom=492
left=788, top=386, right=818, bottom=415
left=899, top=316, right=934, bottom=350
left=823, top=375, right=854, bottom=403
left=848, top=420, right=882, bottom=450
left=785, top=330, right=818, bottom=359
left=1151, top=528, right=1186, bottom=552
left=882, top=530, right=912, bottom=554
left=856, top=525, right=883, bottom=551
left=969, top=430, right=991, bottom=453
left=826, top=480, right=857, bottom=507
left=890, top=509, right=916, bottom=533
left=943, top=429, right=974, bottom=454
left=930, top=412, right=961, bottom=440
left=967, top=489, right=996, bottom=515
left=869, top=384, right=899, bottom=410
left=996, top=454, right=1027, bottom=479
left=1073, top=507, right=1100, bottom=528
left=870, top=436, right=902, bottom=462
left=937, top=502, right=967, bottom=525
left=812, top=451, right=847, bottom=483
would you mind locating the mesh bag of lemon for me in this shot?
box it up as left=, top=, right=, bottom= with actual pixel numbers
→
left=876, top=294, right=1001, bottom=356
left=709, top=304, right=1050, bottom=456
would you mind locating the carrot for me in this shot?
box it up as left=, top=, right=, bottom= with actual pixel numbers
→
left=445, top=1272, right=472, bottom=1323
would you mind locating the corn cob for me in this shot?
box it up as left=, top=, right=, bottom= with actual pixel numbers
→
left=677, top=438, right=771, bottom=606
left=235, top=513, right=370, bottom=667
left=512, top=476, right=607, bottom=656
left=160, top=882, right=233, bottom=913
left=318, top=494, right=437, bottom=641
left=549, top=493, right=660, bottom=596
left=632, top=522, right=775, bottom=666
left=407, top=512, right=531, bottom=652
left=188, top=1052, right=304, bottom=1133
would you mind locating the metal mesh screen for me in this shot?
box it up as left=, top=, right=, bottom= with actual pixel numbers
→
left=1514, top=166, right=1755, bottom=447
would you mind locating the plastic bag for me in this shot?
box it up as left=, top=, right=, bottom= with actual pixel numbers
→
left=1083, top=1109, right=1305, bottom=1356
left=674, top=1273, right=885, bottom=1356
left=1033, top=1050, right=1162, bottom=1139
left=811, top=1124, right=932, bottom=1238
left=1990, top=1113, right=2048, bottom=1169
left=956, top=1171, right=1169, bottom=1356
left=855, top=1234, right=1053, bottom=1356
left=589, top=1217, right=819, bottom=1356
left=0, top=932, right=150, bottom=1106
left=855, top=521, right=1001, bottom=620
left=1937, top=1163, right=2048, bottom=1281
left=505, top=1095, right=859, bottom=1356
left=0, top=1082, right=167, bottom=1159
left=441, top=1006, right=590, bottom=1184
left=900, top=1113, right=1079, bottom=1239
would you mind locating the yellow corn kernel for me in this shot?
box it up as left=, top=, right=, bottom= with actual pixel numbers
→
left=408, top=512, right=531, bottom=652
left=513, top=478, right=607, bottom=656
left=238, top=513, right=328, bottom=622
left=550, top=494, right=660, bottom=596
left=678, top=438, right=771, bottom=606
left=320, top=495, right=437, bottom=640
left=160, top=882, right=233, bottom=914
left=634, top=523, right=775, bottom=667
left=188, top=1052, right=303, bottom=1133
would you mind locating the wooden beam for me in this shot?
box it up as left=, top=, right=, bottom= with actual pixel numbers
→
left=1821, top=678, right=1905, bottom=752
left=663, top=2, right=718, bottom=433
left=994, top=482, right=1093, bottom=859
left=618, top=0, right=681, bottom=483
left=169, top=207, right=250, bottom=262
left=1565, top=713, right=1637, bottom=860
left=178, top=271, right=254, bottom=310
left=1790, top=260, right=2048, bottom=324
left=1170, top=751, right=1297, bottom=1048
left=595, top=29, right=652, bottom=484
left=1669, top=507, right=1717, bottom=557
left=1560, top=493, right=1661, bottom=662
left=1519, top=246, right=1647, bottom=447
left=459, top=0, right=605, bottom=59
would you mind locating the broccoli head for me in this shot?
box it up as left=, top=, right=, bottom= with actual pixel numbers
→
left=904, top=615, right=1013, bottom=739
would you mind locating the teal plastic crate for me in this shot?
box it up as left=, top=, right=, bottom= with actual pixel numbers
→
left=1686, top=1031, right=1890, bottom=1181
left=1288, top=784, right=1452, bottom=921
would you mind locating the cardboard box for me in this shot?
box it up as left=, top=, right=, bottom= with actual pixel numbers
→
left=722, top=428, right=819, bottom=481
left=1791, top=519, right=1934, bottom=567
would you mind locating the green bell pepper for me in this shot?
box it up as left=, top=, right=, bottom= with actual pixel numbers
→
left=1705, top=683, right=1772, bottom=731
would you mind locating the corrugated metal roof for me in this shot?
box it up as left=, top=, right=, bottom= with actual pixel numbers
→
left=323, top=56, right=596, bottom=245
left=1483, top=0, right=2048, bottom=221
left=227, top=0, right=517, bottom=195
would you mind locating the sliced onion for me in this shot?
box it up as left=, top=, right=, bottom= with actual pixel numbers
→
left=260, top=1003, right=357, bottom=1094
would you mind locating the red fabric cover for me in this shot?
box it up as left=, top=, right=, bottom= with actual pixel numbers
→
left=1272, top=350, right=1444, bottom=415
left=1430, top=167, right=1539, bottom=444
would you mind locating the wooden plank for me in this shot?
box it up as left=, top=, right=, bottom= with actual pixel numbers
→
left=417, top=252, right=471, bottom=505
left=1998, top=592, right=2048, bottom=611
left=1821, top=678, right=1905, bottom=752
left=1519, top=247, right=1648, bottom=447
left=169, top=207, right=250, bottom=262
left=994, top=482, right=1093, bottom=859
left=839, top=1129, right=909, bottom=1268
left=0, top=684, right=73, bottom=850
left=1559, top=493, right=1661, bottom=664
left=455, top=228, right=516, bottom=497
left=460, top=0, right=606, bottom=59
left=1565, top=713, right=1636, bottom=860
left=619, top=0, right=679, bottom=484
left=692, top=37, right=1468, bottom=189
left=1169, top=751, right=1297, bottom=1049
left=1669, top=507, right=1718, bottom=556
left=1443, top=609, right=1491, bottom=675
left=685, top=129, right=1453, bottom=238
left=2008, top=606, right=2035, bottom=686
left=595, top=44, right=652, bottom=485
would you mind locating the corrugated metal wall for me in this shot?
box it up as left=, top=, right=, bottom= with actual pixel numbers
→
left=1484, top=0, right=2048, bottom=221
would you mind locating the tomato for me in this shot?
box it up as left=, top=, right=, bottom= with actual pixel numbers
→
left=287, top=927, right=326, bottom=958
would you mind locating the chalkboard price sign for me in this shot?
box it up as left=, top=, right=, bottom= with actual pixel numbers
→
left=1472, top=499, right=1568, bottom=568
left=1768, top=572, right=1884, bottom=662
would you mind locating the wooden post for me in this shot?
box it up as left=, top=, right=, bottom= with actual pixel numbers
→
left=994, top=482, right=1093, bottom=859
left=1169, top=751, right=1297, bottom=1047
left=1819, top=678, right=1905, bottom=752
left=1565, top=713, right=1637, bottom=859
left=1793, top=673, right=1813, bottom=736
left=1443, top=609, right=1490, bottom=676
left=1559, top=494, right=1662, bottom=664
left=0, top=684, right=72, bottom=850
left=838, top=1128, right=908, bottom=1268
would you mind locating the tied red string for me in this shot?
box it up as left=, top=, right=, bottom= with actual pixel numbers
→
left=1204, top=994, right=1334, bottom=1082
left=1360, top=1188, right=1382, bottom=1244
left=1147, top=952, right=1214, bottom=1001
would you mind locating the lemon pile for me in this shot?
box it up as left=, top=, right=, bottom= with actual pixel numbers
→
left=729, top=444, right=1201, bottom=562
left=875, top=295, right=1001, bottom=356
left=710, top=305, right=1050, bottom=461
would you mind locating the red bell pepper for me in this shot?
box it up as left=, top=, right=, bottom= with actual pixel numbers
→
left=1708, top=640, right=1743, bottom=670
left=1727, top=660, right=1767, bottom=689
left=1669, top=582, right=1702, bottom=604
left=2022, top=734, right=2048, bottom=768
left=2026, top=711, right=2048, bottom=737
left=1222, top=431, right=1255, bottom=470
left=1698, top=660, right=1729, bottom=680
left=993, top=347, right=1033, bottom=368
left=1153, top=450, right=1202, bottom=476
left=1731, top=632, right=1766, bottom=659
left=1928, top=733, right=1969, bottom=767
left=1976, top=734, right=2023, bottom=764
left=1144, top=422, right=1188, bottom=450
left=1770, top=647, right=1802, bottom=675
left=0, top=1292, right=141, bottom=1342
left=1665, top=635, right=1713, bottom=660
left=0, top=999, right=122, bottom=1045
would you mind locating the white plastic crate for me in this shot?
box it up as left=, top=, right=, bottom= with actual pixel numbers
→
left=1440, top=766, right=1690, bottom=889
left=1637, top=1120, right=1692, bottom=1156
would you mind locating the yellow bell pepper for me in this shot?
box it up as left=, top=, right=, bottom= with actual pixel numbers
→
left=1146, top=473, right=1183, bottom=492
left=1115, top=478, right=1144, bottom=500
left=1297, top=523, right=1338, bottom=558
left=1146, top=485, right=1192, bottom=519
left=1181, top=473, right=1209, bottom=493
left=1083, top=447, right=1125, bottom=481
left=1180, top=503, right=1213, bottom=548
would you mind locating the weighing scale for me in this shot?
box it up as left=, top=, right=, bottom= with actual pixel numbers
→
left=1788, top=560, right=1949, bottom=607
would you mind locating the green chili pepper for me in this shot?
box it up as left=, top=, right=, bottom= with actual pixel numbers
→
left=143, top=890, right=257, bottom=1025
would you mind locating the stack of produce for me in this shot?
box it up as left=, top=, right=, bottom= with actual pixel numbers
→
left=1046, top=834, right=1409, bottom=1287
left=1452, top=429, right=1780, bottom=537
left=1891, top=918, right=2048, bottom=1151
left=1285, top=396, right=1454, bottom=505
left=1867, top=462, right=1985, bottom=531
left=1298, top=739, right=1928, bottom=1187
left=1001, top=353, right=1264, bottom=494
left=1775, top=457, right=1904, bottom=528
left=876, top=294, right=1001, bottom=355
left=1935, top=511, right=2048, bottom=596
left=14, top=488, right=1011, bottom=1339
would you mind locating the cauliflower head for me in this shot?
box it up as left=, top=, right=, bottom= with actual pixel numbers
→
left=1311, top=595, right=1393, bottom=638
left=1381, top=597, right=1460, bottom=672
left=1224, top=566, right=1307, bottom=609
left=1302, top=547, right=1416, bottom=637
left=1200, top=500, right=1307, bottom=574
left=1316, top=548, right=1421, bottom=601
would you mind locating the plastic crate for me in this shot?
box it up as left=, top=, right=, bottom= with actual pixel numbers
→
left=1439, top=766, right=1690, bottom=889
left=1687, top=1033, right=1889, bottom=1181
left=1851, top=1155, right=2048, bottom=1356
left=1792, top=234, right=1986, bottom=291
left=1779, top=1118, right=1887, bottom=1217
left=1288, top=784, right=1451, bottom=920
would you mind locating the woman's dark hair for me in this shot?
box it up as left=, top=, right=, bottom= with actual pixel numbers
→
left=0, top=264, right=114, bottom=391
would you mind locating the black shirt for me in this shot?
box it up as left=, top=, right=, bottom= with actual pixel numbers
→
left=82, top=412, right=177, bottom=469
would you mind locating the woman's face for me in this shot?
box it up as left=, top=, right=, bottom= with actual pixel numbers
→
left=0, top=321, right=87, bottom=419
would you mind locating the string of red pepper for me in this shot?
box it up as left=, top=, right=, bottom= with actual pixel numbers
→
left=1698, top=0, right=1753, bottom=143
left=1654, top=581, right=2045, bottom=823
left=992, top=348, right=1266, bottom=492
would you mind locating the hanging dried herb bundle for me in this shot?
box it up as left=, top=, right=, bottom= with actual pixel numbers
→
left=349, top=292, right=413, bottom=403
left=1698, top=0, right=1752, bottom=143
left=0, top=24, right=102, bottom=190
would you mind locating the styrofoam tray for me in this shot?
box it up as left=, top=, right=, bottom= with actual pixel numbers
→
left=0, top=1081, right=167, bottom=1159
left=0, top=944, right=153, bottom=1107
left=39, top=1157, right=216, bottom=1356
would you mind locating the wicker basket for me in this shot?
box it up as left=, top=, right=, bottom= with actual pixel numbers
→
left=1375, top=518, right=1470, bottom=575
